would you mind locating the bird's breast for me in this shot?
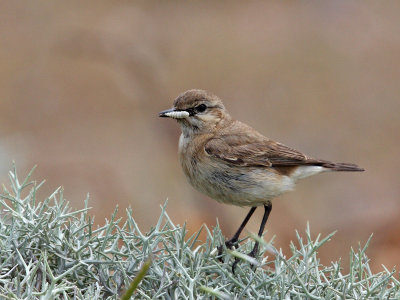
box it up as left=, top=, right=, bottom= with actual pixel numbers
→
left=178, top=134, right=203, bottom=181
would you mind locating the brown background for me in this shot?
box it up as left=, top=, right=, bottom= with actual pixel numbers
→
left=1, top=1, right=399, bottom=271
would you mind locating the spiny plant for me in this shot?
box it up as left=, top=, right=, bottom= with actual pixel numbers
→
left=0, top=165, right=399, bottom=299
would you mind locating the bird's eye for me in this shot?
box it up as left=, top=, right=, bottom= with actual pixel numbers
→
left=195, top=104, right=207, bottom=113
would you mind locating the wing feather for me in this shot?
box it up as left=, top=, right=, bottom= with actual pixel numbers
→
left=204, top=120, right=363, bottom=171
left=205, top=138, right=273, bottom=167
left=205, top=135, right=310, bottom=168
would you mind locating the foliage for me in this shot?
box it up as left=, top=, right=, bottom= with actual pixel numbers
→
left=0, top=166, right=399, bottom=299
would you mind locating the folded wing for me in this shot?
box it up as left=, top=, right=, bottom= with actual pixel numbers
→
left=204, top=121, right=363, bottom=171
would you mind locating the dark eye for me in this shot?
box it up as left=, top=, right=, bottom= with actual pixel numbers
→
left=195, top=104, right=207, bottom=113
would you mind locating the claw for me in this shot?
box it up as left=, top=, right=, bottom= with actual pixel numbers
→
left=217, top=245, right=224, bottom=262
left=232, top=258, right=240, bottom=274
left=217, top=239, right=238, bottom=262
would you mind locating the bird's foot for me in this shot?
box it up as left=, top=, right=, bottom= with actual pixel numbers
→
left=217, top=239, right=238, bottom=262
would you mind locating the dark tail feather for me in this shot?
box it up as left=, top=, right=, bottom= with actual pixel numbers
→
left=323, top=162, right=365, bottom=172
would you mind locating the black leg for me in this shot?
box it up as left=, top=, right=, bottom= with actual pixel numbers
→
left=249, top=202, right=272, bottom=258
left=218, top=207, right=257, bottom=257
left=232, top=202, right=272, bottom=273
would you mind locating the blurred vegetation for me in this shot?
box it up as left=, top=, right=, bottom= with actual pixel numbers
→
left=1, top=167, right=399, bottom=299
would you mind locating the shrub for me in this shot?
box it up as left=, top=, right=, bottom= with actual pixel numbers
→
left=0, top=166, right=399, bottom=299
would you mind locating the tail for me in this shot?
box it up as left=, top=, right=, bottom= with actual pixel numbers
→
left=322, top=162, right=365, bottom=172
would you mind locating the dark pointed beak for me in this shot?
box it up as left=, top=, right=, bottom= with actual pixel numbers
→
left=159, top=108, right=176, bottom=118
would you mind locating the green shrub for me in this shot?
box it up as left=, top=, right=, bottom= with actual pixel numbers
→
left=0, top=166, right=399, bottom=299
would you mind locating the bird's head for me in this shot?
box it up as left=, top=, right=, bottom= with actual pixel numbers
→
left=159, top=89, right=231, bottom=136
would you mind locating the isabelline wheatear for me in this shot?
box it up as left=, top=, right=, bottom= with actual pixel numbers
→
left=159, top=89, right=364, bottom=272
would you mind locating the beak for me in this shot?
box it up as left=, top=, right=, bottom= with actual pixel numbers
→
left=159, top=108, right=175, bottom=117
left=159, top=108, right=190, bottom=119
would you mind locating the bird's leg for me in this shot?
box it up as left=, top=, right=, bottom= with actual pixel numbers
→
left=232, top=202, right=272, bottom=273
left=218, top=206, right=257, bottom=257
left=249, top=202, right=272, bottom=258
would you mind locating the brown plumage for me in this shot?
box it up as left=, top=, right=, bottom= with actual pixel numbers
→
left=204, top=123, right=364, bottom=172
left=159, top=89, right=364, bottom=272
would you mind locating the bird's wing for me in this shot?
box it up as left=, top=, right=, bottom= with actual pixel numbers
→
left=205, top=121, right=364, bottom=171
left=205, top=135, right=314, bottom=168
left=204, top=121, right=314, bottom=168
left=205, top=137, right=272, bottom=167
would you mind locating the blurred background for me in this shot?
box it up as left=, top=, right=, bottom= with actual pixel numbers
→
left=0, top=1, right=399, bottom=271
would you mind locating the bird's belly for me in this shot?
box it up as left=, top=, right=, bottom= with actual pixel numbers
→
left=183, top=160, right=294, bottom=207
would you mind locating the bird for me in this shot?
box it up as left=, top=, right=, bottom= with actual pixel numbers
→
left=159, top=89, right=364, bottom=272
